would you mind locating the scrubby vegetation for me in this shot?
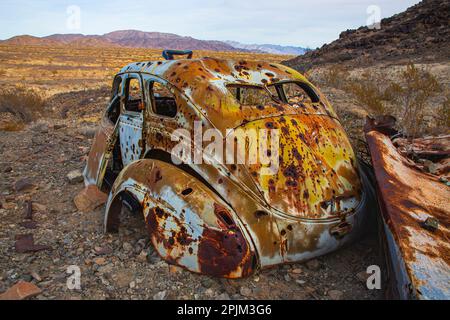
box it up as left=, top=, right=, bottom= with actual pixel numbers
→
left=320, top=63, right=448, bottom=138
left=0, top=86, right=46, bottom=130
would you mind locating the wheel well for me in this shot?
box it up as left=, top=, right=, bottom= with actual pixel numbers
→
left=105, top=190, right=142, bottom=233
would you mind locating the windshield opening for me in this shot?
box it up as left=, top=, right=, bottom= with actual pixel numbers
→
left=227, top=84, right=278, bottom=106
left=227, top=82, right=320, bottom=108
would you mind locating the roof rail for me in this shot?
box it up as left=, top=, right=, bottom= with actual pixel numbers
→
left=162, top=50, right=193, bottom=60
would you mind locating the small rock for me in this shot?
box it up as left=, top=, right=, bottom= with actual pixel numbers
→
left=122, top=242, right=133, bottom=252
left=216, top=292, right=230, bottom=300
left=356, top=271, right=369, bottom=283
left=290, top=268, right=303, bottom=274
left=74, top=185, right=108, bottom=212
left=137, top=250, right=148, bottom=262
left=53, top=124, right=66, bottom=130
left=129, top=281, right=136, bottom=289
left=328, top=289, right=344, bottom=300
left=295, top=280, right=306, bottom=285
left=306, top=259, right=320, bottom=271
left=66, top=170, right=84, bottom=184
left=134, top=238, right=148, bottom=253
left=32, top=202, right=46, bottom=212
left=78, top=127, right=97, bottom=138
left=94, top=246, right=113, bottom=255
left=20, top=221, right=38, bottom=229
left=239, top=286, right=252, bottom=297
left=15, top=234, right=51, bottom=253
left=153, top=290, right=167, bottom=300
left=201, top=278, right=214, bottom=289
left=30, top=271, right=42, bottom=282
left=114, top=271, right=134, bottom=288
left=14, top=178, right=36, bottom=192
left=94, top=257, right=106, bottom=266
left=0, top=281, right=42, bottom=300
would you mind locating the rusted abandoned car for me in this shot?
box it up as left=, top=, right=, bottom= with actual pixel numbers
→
left=82, top=50, right=375, bottom=278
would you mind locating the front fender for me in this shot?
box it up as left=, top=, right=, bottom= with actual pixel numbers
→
left=104, top=159, right=257, bottom=278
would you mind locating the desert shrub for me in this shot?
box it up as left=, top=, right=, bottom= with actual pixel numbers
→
left=345, top=63, right=443, bottom=137
left=0, top=86, right=46, bottom=123
left=391, top=64, right=441, bottom=137
left=345, top=72, right=391, bottom=115
left=323, top=65, right=350, bottom=89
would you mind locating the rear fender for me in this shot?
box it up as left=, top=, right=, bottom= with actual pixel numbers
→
left=104, top=159, right=257, bottom=278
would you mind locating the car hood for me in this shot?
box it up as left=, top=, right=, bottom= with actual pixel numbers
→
left=228, top=114, right=362, bottom=220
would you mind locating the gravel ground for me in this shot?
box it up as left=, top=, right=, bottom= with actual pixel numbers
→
left=0, top=89, right=384, bottom=300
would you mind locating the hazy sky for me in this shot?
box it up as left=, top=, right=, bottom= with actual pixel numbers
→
left=0, top=0, right=421, bottom=48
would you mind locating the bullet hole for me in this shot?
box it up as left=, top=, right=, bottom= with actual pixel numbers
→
left=287, top=225, right=293, bottom=231
left=283, top=164, right=299, bottom=179
left=303, top=189, right=309, bottom=199
left=265, top=122, right=274, bottom=129
left=280, top=229, right=286, bottom=236
left=181, top=188, right=193, bottom=196
left=255, top=210, right=269, bottom=218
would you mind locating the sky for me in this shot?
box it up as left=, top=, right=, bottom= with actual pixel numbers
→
left=0, top=0, right=421, bottom=48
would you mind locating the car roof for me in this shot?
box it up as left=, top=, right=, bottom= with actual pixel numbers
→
left=118, top=57, right=329, bottom=131
left=119, top=57, right=307, bottom=91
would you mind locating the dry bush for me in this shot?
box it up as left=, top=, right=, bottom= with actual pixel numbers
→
left=0, top=86, right=46, bottom=123
left=390, top=64, right=441, bottom=137
left=344, top=63, right=443, bottom=137
left=323, top=65, right=350, bottom=89
left=345, top=72, right=391, bottom=115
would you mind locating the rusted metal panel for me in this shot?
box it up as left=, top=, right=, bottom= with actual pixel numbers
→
left=365, top=119, right=450, bottom=299
left=104, top=159, right=256, bottom=278
left=83, top=116, right=117, bottom=187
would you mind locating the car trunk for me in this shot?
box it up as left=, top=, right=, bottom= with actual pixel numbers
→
left=229, top=114, right=362, bottom=220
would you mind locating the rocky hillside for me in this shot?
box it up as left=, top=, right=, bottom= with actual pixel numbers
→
left=284, top=0, right=450, bottom=71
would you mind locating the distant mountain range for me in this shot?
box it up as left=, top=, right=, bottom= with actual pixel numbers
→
left=225, top=41, right=309, bottom=55
left=0, top=30, right=306, bottom=55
